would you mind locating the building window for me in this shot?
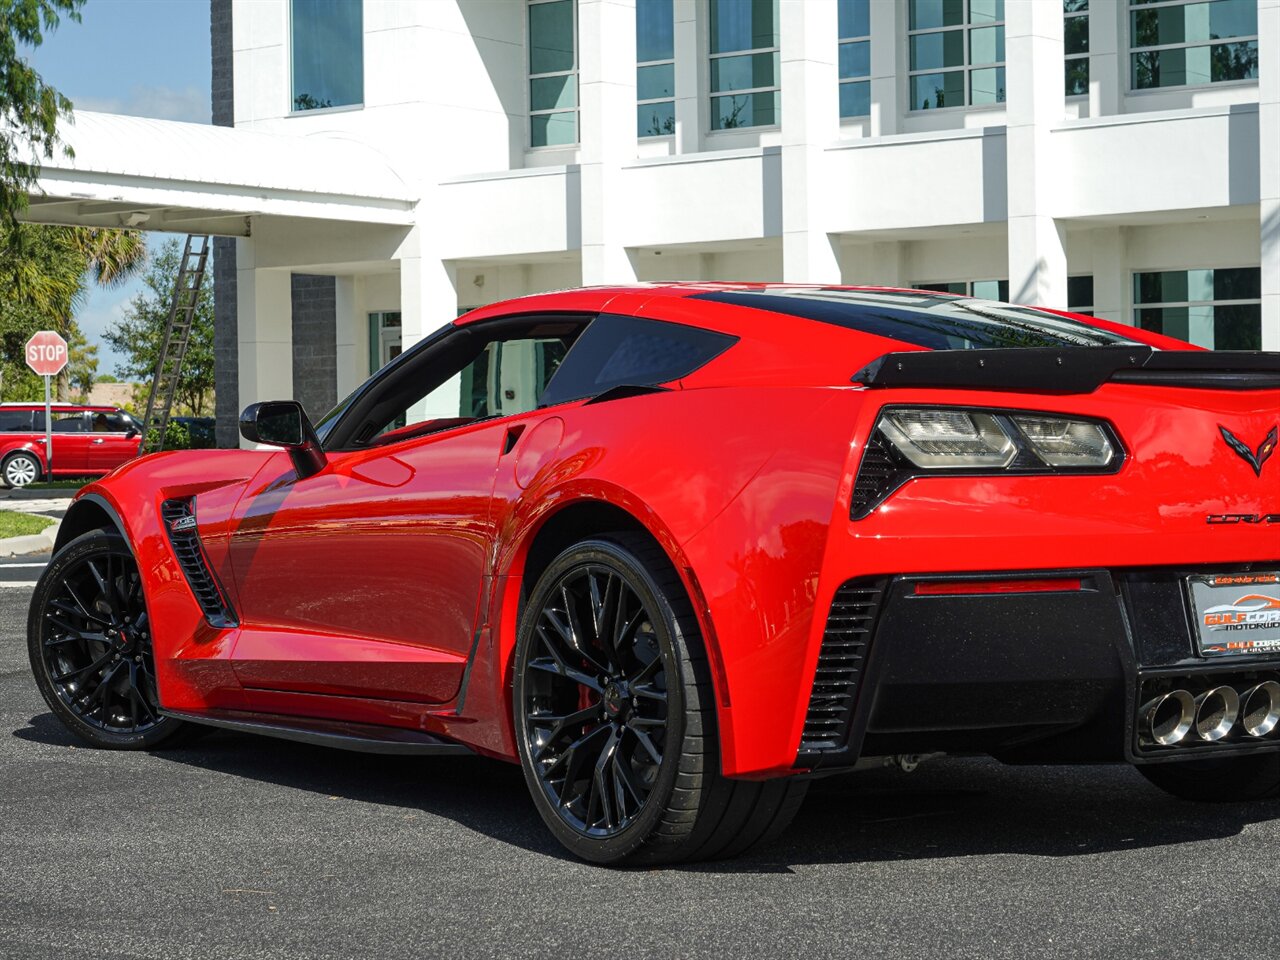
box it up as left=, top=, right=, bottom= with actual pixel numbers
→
left=1134, top=267, right=1261, bottom=350
left=529, top=0, right=578, bottom=147
left=1065, top=0, right=1089, bottom=96
left=290, top=0, right=363, bottom=112
left=838, top=0, right=870, bottom=118
left=914, top=279, right=1011, bottom=301
left=638, top=0, right=675, bottom=137
left=369, top=311, right=402, bottom=375
left=1067, top=275, right=1094, bottom=315
left=1129, top=0, right=1258, bottom=91
left=709, top=0, right=779, bottom=130
left=908, top=0, right=1005, bottom=111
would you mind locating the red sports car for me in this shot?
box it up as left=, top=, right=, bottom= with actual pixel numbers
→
left=26, top=285, right=1280, bottom=865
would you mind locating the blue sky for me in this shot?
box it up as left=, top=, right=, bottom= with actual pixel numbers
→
left=29, top=0, right=211, bottom=375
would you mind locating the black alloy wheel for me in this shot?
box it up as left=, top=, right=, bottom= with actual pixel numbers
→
left=522, top=560, right=670, bottom=838
left=28, top=530, right=187, bottom=749
left=514, top=534, right=809, bottom=866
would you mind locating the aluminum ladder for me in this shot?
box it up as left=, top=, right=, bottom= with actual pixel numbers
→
left=140, top=235, right=210, bottom=452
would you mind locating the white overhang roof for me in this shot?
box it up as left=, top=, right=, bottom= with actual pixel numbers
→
left=21, top=112, right=418, bottom=236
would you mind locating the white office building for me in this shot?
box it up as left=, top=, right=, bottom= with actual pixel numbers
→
left=21, top=0, right=1280, bottom=443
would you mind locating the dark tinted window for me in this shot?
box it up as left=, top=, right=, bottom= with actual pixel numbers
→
left=52, top=412, right=86, bottom=433
left=90, top=411, right=136, bottom=433
left=694, top=288, right=1140, bottom=349
left=0, top=410, right=34, bottom=432
left=539, top=314, right=737, bottom=407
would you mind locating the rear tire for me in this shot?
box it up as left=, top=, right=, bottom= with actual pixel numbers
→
left=513, top=533, right=806, bottom=866
left=1137, top=754, right=1280, bottom=802
left=28, top=529, right=191, bottom=750
left=3, top=452, right=41, bottom=488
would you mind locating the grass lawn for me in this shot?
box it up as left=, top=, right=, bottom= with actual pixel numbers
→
left=25, top=478, right=92, bottom=490
left=0, top=511, right=56, bottom=539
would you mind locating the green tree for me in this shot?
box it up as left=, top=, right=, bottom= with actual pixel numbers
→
left=104, top=238, right=214, bottom=416
left=65, top=318, right=95, bottom=398
left=0, top=222, right=146, bottom=398
left=0, top=0, right=84, bottom=222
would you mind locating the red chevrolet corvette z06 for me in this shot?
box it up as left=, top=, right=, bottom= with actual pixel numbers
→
left=26, top=285, right=1280, bottom=865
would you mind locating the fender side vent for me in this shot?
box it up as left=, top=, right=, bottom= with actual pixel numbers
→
left=799, top=578, right=887, bottom=755
left=161, top=498, right=238, bottom=629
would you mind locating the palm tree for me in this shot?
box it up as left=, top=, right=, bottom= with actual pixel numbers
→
left=0, top=224, right=147, bottom=398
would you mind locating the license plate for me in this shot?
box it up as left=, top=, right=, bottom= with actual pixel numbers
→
left=1189, top=572, right=1280, bottom=658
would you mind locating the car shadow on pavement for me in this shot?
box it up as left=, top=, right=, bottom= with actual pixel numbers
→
left=17, top=710, right=1280, bottom=873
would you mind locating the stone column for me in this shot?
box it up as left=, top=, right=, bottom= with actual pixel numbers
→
left=235, top=241, right=292, bottom=447
left=1005, top=0, right=1067, bottom=307
left=867, top=0, right=900, bottom=137
left=579, top=0, right=639, bottom=284
left=672, top=0, right=699, bottom=155
left=210, top=0, right=238, bottom=446
left=399, top=253, right=459, bottom=420
left=1260, top=0, right=1280, bottom=350
left=780, top=0, right=840, bottom=283
left=1089, top=226, right=1126, bottom=324
left=1087, top=0, right=1121, bottom=118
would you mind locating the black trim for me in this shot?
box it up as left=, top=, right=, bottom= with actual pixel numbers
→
left=161, top=709, right=472, bottom=756
left=853, top=347, right=1280, bottom=394
left=54, top=493, right=129, bottom=552
left=797, top=579, right=888, bottom=765
left=161, top=499, right=239, bottom=629
left=581, top=383, right=672, bottom=405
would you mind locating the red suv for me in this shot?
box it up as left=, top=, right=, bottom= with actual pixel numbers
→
left=0, top=403, right=144, bottom=488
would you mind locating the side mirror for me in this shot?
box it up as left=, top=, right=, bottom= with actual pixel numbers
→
left=239, top=400, right=327, bottom=479
left=125, top=427, right=139, bottom=439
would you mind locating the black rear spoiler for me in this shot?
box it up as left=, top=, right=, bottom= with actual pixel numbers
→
left=851, top=347, right=1280, bottom=393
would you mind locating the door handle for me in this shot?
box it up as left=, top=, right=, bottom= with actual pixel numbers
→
left=91, top=438, right=105, bottom=444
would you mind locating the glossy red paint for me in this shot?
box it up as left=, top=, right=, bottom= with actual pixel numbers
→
left=63, top=284, right=1280, bottom=779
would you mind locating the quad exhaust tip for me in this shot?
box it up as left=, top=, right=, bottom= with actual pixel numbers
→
left=1241, top=681, right=1280, bottom=738
left=1194, top=686, right=1240, bottom=742
left=1143, top=690, right=1196, bottom=746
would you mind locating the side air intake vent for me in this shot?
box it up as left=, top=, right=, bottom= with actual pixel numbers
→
left=799, top=579, right=887, bottom=756
left=161, top=499, right=237, bottom=628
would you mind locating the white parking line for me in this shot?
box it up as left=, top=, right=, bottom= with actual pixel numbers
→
left=0, top=563, right=49, bottom=568
left=0, top=582, right=38, bottom=588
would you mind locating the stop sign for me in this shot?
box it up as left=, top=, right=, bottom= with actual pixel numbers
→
left=26, top=331, right=69, bottom=377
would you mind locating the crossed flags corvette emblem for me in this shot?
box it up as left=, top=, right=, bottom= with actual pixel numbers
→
left=1219, top=425, right=1278, bottom=477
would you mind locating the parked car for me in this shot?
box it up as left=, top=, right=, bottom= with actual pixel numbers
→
left=25, top=284, right=1280, bottom=865
left=0, top=402, right=143, bottom=488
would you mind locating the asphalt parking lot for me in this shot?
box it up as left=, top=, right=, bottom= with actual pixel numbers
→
left=4, top=565, right=1280, bottom=960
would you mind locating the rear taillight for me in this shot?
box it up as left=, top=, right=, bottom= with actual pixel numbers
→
left=851, top=405, right=1123, bottom=518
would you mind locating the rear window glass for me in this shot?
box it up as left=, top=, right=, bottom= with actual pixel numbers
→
left=0, top=410, right=33, bottom=432
left=539, top=314, right=737, bottom=407
left=694, top=288, right=1140, bottom=349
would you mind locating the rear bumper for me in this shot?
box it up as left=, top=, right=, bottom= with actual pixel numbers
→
left=796, top=564, right=1280, bottom=772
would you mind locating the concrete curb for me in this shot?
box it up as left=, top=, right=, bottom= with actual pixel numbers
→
left=0, top=516, right=59, bottom=558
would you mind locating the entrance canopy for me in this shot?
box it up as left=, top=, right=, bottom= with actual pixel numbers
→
left=20, top=112, right=417, bottom=236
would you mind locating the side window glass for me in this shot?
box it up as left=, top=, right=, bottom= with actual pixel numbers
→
left=52, top=413, right=87, bottom=433
left=539, top=314, right=737, bottom=407
left=360, top=325, right=582, bottom=448
left=0, top=410, right=34, bottom=432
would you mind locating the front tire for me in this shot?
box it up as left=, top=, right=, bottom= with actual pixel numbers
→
left=1138, top=754, right=1280, bottom=802
left=28, top=529, right=189, bottom=749
left=513, top=533, right=806, bottom=866
left=3, top=452, right=41, bottom=488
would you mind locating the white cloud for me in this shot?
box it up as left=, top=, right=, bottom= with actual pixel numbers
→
left=72, top=84, right=209, bottom=124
